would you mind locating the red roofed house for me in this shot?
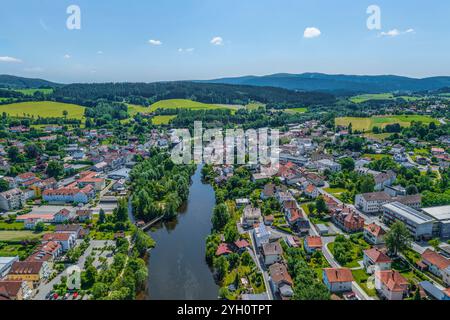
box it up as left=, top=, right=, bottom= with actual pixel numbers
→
left=364, top=223, right=386, bottom=245
left=332, top=208, right=365, bottom=233
left=234, top=239, right=250, bottom=253
left=42, top=232, right=76, bottom=252
left=216, top=243, right=233, bottom=256
left=53, top=208, right=73, bottom=223
left=0, top=281, right=32, bottom=300
left=421, top=249, right=450, bottom=285
left=363, top=248, right=392, bottom=273
left=77, top=171, right=106, bottom=191
left=6, top=261, right=50, bottom=288
left=304, top=184, right=319, bottom=199
left=375, top=270, right=409, bottom=300
left=322, top=268, right=354, bottom=293
left=304, top=236, right=323, bottom=254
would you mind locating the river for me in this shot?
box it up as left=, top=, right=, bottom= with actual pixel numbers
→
left=145, top=165, right=219, bottom=300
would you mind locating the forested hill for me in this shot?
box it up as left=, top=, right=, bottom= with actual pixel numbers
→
left=200, top=73, right=450, bottom=94
left=52, top=81, right=335, bottom=107
left=0, top=74, right=61, bottom=89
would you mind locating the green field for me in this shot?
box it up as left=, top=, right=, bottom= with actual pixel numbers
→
left=350, top=93, right=395, bottom=103
left=152, top=115, right=177, bottom=125
left=0, top=230, right=48, bottom=241
left=336, top=115, right=438, bottom=132
left=246, top=102, right=265, bottom=111
left=14, top=88, right=53, bottom=95
left=0, top=101, right=85, bottom=119
left=127, top=104, right=151, bottom=116
left=363, top=133, right=393, bottom=141
left=349, top=93, right=422, bottom=104
left=149, top=99, right=239, bottom=113
left=284, top=107, right=308, bottom=114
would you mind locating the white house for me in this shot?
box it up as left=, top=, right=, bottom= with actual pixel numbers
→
left=322, top=268, right=354, bottom=293
left=363, top=248, right=392, bottom=274
left=262, top=242, right=283, bottom=266
left=375, top=270, right=409, bottom=300
left=0, top=189, right=26, bottom=211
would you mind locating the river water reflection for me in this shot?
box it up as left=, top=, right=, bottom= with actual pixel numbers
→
left=146, top=166, right=219, bottom=300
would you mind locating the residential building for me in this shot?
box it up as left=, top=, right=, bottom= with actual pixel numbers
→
left=364, top=223, right=387, bottom=245
left=53, top=208, right=72, bottom=223
left=316, top=159, right=341, bottom=173
left=421, top=249, right=450, bottom=285
left=304, top=184, right=319, bottom=199
left=269, top=263, right=294, bottom=299
left=0, top=189, right=26, bottom=211
left=355, top=192, right=391, bottom=214
left=76, top=209, right=93, bottom=222
left=242, top=206, right=262, bottom=228
left=0, top=281, right=32, bottom=300
left=375, top=270, right=409, bottom=300
left=262, top=242, right=283, bottom=266
left=332, top=209, right=365, bottom=233
left=253, top=224, right=271, bottom=248
left=6, top=261, right=50, bottom=288
left=374, top=171, right=397, bottom=191
left=260, top=184, right=275, bottom=200
left=363, top=248, right=392, bottom=273
left=42, top=185, right=95, bottom=204
left=382, top=202, right=435, bottom=241
left=42, top=232, right=76, bottom=251
left=322, top=268, right=354, bottom=293
left=304, top=236, right=323, bottom=254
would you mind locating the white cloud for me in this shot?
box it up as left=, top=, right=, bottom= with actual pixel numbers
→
left=379, top=28, right=415, bottom=37
left=210, top=36, right=224, bottom=46
left=148, top=39, right=162, bottom=46
left=0, top=56, right=22, bottom=63
left=178, top=48, right=195, bottom=53
left=64, top=54, right=71, bottom=59
left=303, top=27, right=321, bottom=39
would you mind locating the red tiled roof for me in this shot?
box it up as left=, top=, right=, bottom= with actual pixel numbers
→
left=376, top=270, right=408, bottom=292
left=9, top=261, right=43, bottom=275
left=234, top=240, right=250, bottom=249
left=306, top=236, right=323, bottom=249
left=365, top=223, right=386, bottom=237
left=364, top=248, right=392, bottom=264
left=216, top=243, right=233, bottom=256
left=0, top=281, right=22, bottom=298
left=269, top=263, right=293, bottom=286
left=323, top=268, right=354, bottom=283
left=422, top=249, right=450, bottom=270
left=43, top=233, right=73, bottom=242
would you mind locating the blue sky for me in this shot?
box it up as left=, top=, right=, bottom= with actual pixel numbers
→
left=0, top=0, right=449, bottom=83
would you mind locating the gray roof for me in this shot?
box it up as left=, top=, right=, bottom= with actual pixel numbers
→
left=383, top=202, right=435, bottom=225
left=422, top=206, right=450, bottom=222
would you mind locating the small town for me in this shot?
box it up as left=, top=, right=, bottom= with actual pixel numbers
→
left=1, top=1, right=450, bottom=312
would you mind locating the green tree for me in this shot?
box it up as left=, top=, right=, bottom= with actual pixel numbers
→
left=46, top=161, right=64, bottom=178
left=315, top=196, right=328, bottom=214
left=213, top=256, right=229, bottom=281
left=339, top=157, right=355, bottom=172
left=385, top=221, right=412, bottom=256
left=99, top=208, right=106, bottom=224
left=428, top=238, right=440, bottom=251
left=34, top=222, right=45, bottom=232
left=0, top=179, right=9, bottom=192
left=211, top=203, right=230, bottom=231
left=7, top=146, right=20, bottom=163
left=224, top=223, right=238, bottom=243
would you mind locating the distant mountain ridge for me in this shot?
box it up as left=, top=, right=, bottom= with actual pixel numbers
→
left=199, top=73, right=450, bottom=94
left=0, top=75, right=61, bottom=89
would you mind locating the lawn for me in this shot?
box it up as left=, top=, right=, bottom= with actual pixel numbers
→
left=363, top=133, right=393, bottom=141
left=0, top=221, right=25, bottom=231
left=284, top=107, right=308, bottom=114
left=336, top=115, right=438, bottom=132
left=149, top=99, right=239, bottom=113
left=351, top=269, right=377, bottom=297
left=151, top=115, right=176, bottom=125
left=323, top=187, right=347, bottom=195
left=0, top=230, right=48, bottom=241
left=127, top=104, right=151, bottom=116
left=362, top=153, right=393, bottom=160
left=0, top=101, right=85, bottom=119
left=0, top=243, right=37, bottom=259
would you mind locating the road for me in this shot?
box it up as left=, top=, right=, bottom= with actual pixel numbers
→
left=248, top=230, right=274, bottom=300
